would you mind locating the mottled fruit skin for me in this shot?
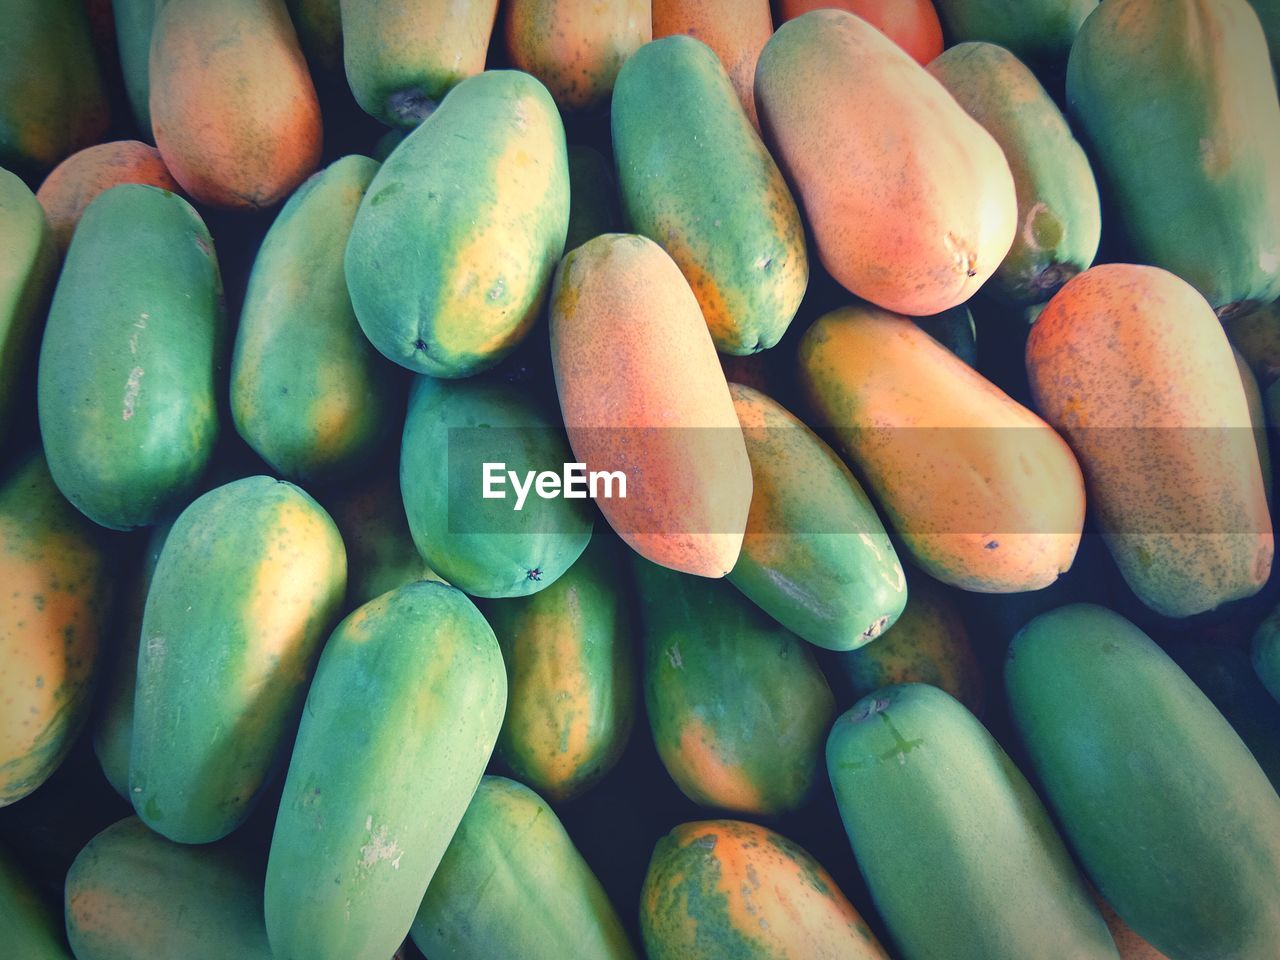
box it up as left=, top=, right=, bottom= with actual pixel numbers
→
left=612, top=37, right=808, bottom=354
left=727, top=383, right=906, bottom=651
left=828, top=683, right=1119, bottom=960
left=640, top=819, right=889, bottom=960
left=341, top=0, right=499, bottom=125
left=232, top=155, right=397, bottom=483
left=1027, top=264, right=1273, bottom=618
left=933, top=0, right=1095, bottom=63
left=1067, top=0, right=1280, bottom=315
left=0, top=846, right=71, bottom=959
left=37, top=185, right=224, bottom=531
left=112, top=0, right=157, bottom=139
left=565, top=145, right=621, bottom=251
left=504, top=0, right=651, bottom=111
left=412, top=777, right=636, bottom=960
left=1252, top=603, right=1280, bottom=703
left=65, top=817, right=275, bottom=960
left=151, top=0, right=323, bottom=209
left=1006, top=604, right=1280, bottom=958
left=0, top=452, right=110, bottom=807
left=264, top=581, right=506, bottom=960
left=550, top=234, right=752, bottom=577
left=636, top=558, right=835, bottom=815
left=799, top=304, right=1085, bottom=592
left=778, top=0, right=943, bottom=63
left=346, top=71, right=569, bottom=377
left=482, top=536, right=635, bottom=802
left=755, top=11, right=1016, bottom=315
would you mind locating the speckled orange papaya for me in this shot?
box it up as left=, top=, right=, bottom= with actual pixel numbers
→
left=777, top=0, right=943, bottom=63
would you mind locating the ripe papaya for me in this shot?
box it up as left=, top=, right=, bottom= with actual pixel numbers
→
left=0, top=846, right=71, bottom=960
left=346, top=71, right=569, bottom=377
left=1067, top=0, right=1280, bottom=315
left=727, top=382, right=906, bottom=651
left=565, top=145, right=621, bottom=252
left=37, top=184, right=224, bottom=531
left=411, top=777, right=636, bottom=960
left=1027, top=264, right=1273, bottom=618
left=799, top=304, right=1085, bottom=593
left=1006, top=604, right=1280, bottom=958
left=640, top=819, right=889, bottom=960
left=933, top=0, right=1096, bottom=64
left=777, top=0, right=943, bottom=64
left=264, top=581, right=506, bottom=960
left=828, top=683, right=1120, bottom=960
left=550, top=234, right=752, bottom=577
left=287, top=0, right=343, bottom=73
left=151, top=0, right=322, bottom=209
left=112, top=0, right=157, bottom=140
left=755, top=10, right=1016, bottom=315
left=612, top=37, right=808, bottom=355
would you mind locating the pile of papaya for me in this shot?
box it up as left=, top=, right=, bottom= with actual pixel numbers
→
left=4, top=0, right=1280, bottom=958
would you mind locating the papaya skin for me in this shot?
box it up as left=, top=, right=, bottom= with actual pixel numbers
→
left=777, top=0, right=943, bottom=64
left=0, top=845, right=72, bottom=960
left=933, top=0, right=1096, bottom=64
left=112, top=0, right=158, bottom=140
left=755, top=10, right=1017, bottom=316
left=150, top=0, right=323, bottom=210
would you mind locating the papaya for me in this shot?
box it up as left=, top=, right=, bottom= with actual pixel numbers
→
left=636, top=558, right=835, bottom=815
left=755, top=10, right=1016, bottom=316
left=0, top=845, right=71, bottom=959
left=112, top=0, right=157, bottom=140
left=400, top=374, right=593, bottom=598
left=0, top=452, right=111, bottom=807
left=641, top=819, right=888, bottom=960
left=503, top=0, right=650, bottom=111
left=1252, top=602, right=1280, bottom=703
left=150, top=0, right=322, bottom=209
left=828, top=683, right=1119, bottom=960
left=130, top=476, right=346, bottom=843
left=933, top=0, right=1095, bottom=64
left=287, top=0, right=343, bottom=73
left=345, top=71, right=569, bottom=378
left=65, top=817, right=274, bottom=960
left=1226, top=299, right=1280, bottom=388
left=231, top=156, right=398, bottom=483
left=550, top=234, right=752, bottom=577
left=0, top=169, right=56, bottom=445
left=777, top=0, right=943, bottom=64
left=36, top=141, right=180, bottom=253
left=565, top=145, right=621, bottom=252
left=727, top=382, right=906, bottom=651
left=1006, top=604, right=1280, bottom=958
left=915, top=305, right=977, bottom=366
left=481, top=536, right=635, bottom=802
left=264, top=581, right=506, bottom=960
left=0, top=0, right=109, bottom=174
left=1066, top=0, right=1280, bottom=315
left=1237, top=344, right=1274, bottom=506
left=612, top=37, right=808, bottom=355
left=799, top=304, right=1085, bottom=593
left=928, top=42, right=1101, bottom=304
left=37, top=184, right=224, bottom=531
left=411, top=776, right=636, bottom=959
left=1027, top=264, right=1273, bottom=618
left=652, top=0, right=774, bottom=128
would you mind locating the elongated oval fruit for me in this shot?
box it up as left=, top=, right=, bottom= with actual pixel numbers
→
left=637, top=558, right=835, bottom=815
left=1, top=846, right=71, bottom=960
left=346, top=71, right=569, bottom=378
left=151, top=0, right=322, bottom=209
left=1006, top=604, right=1280, bottom=958
left=113, top=0, right=157, bottom=139
left=1027, top=264, right=1273, bottom=618
left=130, top=477, right=346, bottom=843
left=612, top=36, right=807, bottom=354
left=481, top=536, right=635, bottom=802
left=778, top=0, right=943, bottom=63
left=800, top=304, right=1084, bottom=592
left=928, top=42, right=1100, bottom=304
left=37, top=184, right=224, bottom=531
left=828, top=683, right=1120, bottom=960
left=551, top=234, right=752, bottom=577
left=727, top=382, right=906, bottom=650
left=341, top=0, right=499, bottom=125
left=755, top=10, right=1016, bottom=315
left=641, top=819, right=889, bottom=960
left=933, top=0, right=1095, bottom=63
left=232, top=155, right=397, bottom=483
left=1067, top=0, right=1280, bottom=315
left=0, top=452, right=110, bottom=807
left=411, top=777, right=636, bottom=959
left=565, top=145, right=621, bottom=252
left=265, top=581, right=506, bottom=960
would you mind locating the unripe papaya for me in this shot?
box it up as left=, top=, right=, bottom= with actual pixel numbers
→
left=0, top=846, right=70, bottom=959
left=933, top=0, right=1096, bottom=64
left=777, top=0, right=943, bottom=64
left=112, top=0, right=157, bottom=140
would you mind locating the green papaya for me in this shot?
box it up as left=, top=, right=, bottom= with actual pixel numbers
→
left=37, top=184, right=225, bottom=530
left=0, top=845, right=72, bottom=959
left=112, top=0, right=157, bottom=140
left=411, top=776, right=636, bottom=960
left=264, top=581, right=506, bottom=960
left=566, top=145, right=621, bottom=252
left=932, top=0, right=1097, bottom=64
left=636, top=557, right=835, bottom=815
left=827, top=683, right=1119, bottom=960
left=612, top=36, right=807, bottom=354
left=130, top=476, right=347, bottom=843
left=232, top=155, right=398, bottom=483
left=1007, top=604, right=1280, bottom=958
left=287, top=0, right=342, bottom=73
left=1252, top=602, right=1280, bottom=702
